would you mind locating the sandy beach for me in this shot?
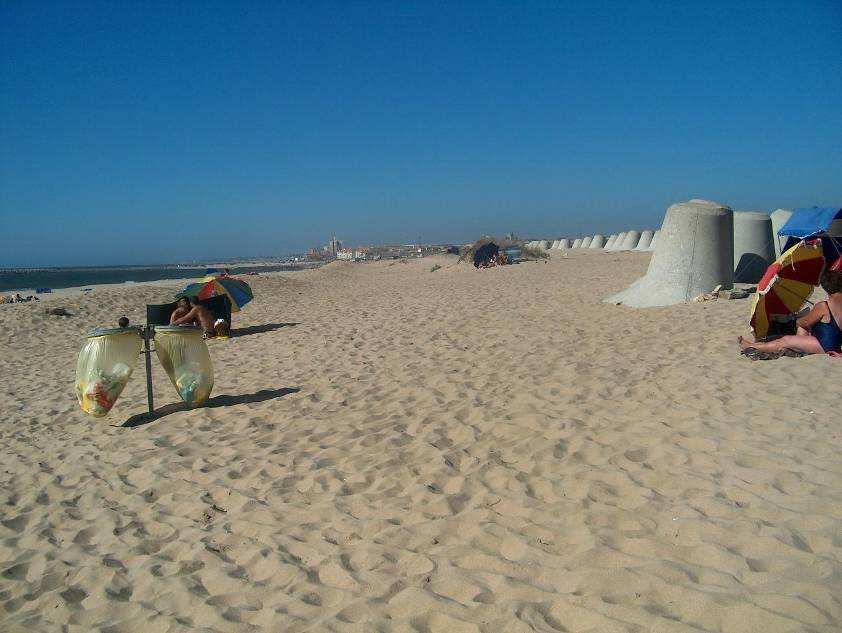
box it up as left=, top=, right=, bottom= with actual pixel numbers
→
left=1, top=251, right=840, bottom=632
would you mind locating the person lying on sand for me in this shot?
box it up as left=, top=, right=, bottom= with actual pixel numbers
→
left=739, top=269, right=842, bottom=355
left=170, top=297, right=217, bottom=337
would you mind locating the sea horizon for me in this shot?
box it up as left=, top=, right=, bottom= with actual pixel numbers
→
left=0, top=260, right=317, bottom=294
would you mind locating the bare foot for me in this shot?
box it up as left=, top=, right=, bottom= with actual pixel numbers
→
left=738, top=335, right=754, bottom=351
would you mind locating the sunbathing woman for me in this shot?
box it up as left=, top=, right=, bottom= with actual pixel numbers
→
left=739, top=268, right=842, bottom=355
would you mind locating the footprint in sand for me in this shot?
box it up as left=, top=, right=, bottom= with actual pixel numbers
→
left=501, top=536, right=528, bottom=561
left=624, top=448, right=648, bottom=463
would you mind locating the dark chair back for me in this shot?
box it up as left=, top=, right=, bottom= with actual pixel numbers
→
left=146, top=302, right=177, bottom=326
left=197, top=294, right=232, bottom=324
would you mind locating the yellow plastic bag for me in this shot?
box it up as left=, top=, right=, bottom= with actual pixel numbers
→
left=75, top=327, right=142, bottom=417
left=154, top=326, right=214, bottom=408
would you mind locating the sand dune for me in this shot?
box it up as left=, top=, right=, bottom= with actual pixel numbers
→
left=1, top=251, right=840, bottom=632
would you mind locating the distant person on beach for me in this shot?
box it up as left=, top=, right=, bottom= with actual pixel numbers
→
left=170, top=297, right=216, bottom=337
left=740, top=269, right=842, bottom=355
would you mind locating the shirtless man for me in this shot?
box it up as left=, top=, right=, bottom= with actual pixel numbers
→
left=170, top=297, right=216, bottom=337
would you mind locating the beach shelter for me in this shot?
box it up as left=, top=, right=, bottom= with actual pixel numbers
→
left=473, top=242, right=499, bottom=267
left=749, top=238, right=826, bottom=339
left=177, top=276, right=254, bottom=312
left=778, top=207, right=842, bottom=266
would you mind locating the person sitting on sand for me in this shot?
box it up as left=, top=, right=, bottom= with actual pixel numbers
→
left=739, top=268, right=842, bottom=355
left=170, top=297, right=216, bottom=337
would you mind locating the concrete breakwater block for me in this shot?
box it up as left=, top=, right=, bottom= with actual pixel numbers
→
left=557, top=238, right=571, bottom=249
left=609, top=231, right=627, bottom=251
left=619, top=230, right=641, bottom=251
left=605, top=199, right=734, bottom=307
left=733, top=211, right=774, bottom=283
left=634, top=230, right=654, bottom=251
left=589, top=234, right=606, bottom=248
left=604, top=234, right=617, bottom=249
left=769, top=208, right=792, bottom=258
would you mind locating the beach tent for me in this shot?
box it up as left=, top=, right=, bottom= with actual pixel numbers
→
left=778, top=207, right=842, bottom=265
left=473, top=242, right=499, bottom=267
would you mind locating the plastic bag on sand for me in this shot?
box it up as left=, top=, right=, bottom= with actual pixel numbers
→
left=75, top=327, right=142, bottom=417
left=154, top=326, right=214, bottom=407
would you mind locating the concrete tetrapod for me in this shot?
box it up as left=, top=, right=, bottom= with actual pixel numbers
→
left=609, top=231, right=627, bottom=251
left=537, top=240, right=550, bottom=250
left=571, top=238, right=583, bottom=248
left=589, top=234, right=606, bottom=248
left=733, top=211, right=775, bottom=283
left=647, top=230, right=659, bottom=251
left=634, top=230, right=654, bottom=251
left=580, top=236, right=593, bottom=248
left=551, top=240, right=561, bottom=250
left=604, top=234, right=617, bottom=249
left=619, top=230, right=641, bottom=251
left=557, top=238, right=571, bottom=249
left=769, top=208, right=792, bottom=258
left=605, top=199, right=734, bottom=307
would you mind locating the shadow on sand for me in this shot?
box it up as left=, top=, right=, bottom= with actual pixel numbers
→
left=121, top=387, right=300, bottom=428
left=231, top=323, right=299, bottom=337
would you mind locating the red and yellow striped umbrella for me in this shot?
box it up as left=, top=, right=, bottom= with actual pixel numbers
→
left=750, top=238, right=825, bottom=338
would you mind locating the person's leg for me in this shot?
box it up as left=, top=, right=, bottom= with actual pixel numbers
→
left=739, top=334, right=824, bottom=354
left=197, top=310, right=216, bottom=337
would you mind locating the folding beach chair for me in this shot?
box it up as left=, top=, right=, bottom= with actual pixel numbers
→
left=146, top=302, right=178, bottom=326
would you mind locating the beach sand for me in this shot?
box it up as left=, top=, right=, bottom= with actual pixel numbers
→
left=1, top=251, right=840, bottom=632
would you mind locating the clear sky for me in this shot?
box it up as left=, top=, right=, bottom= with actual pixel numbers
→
left=2, top=1, right=841, bottom=267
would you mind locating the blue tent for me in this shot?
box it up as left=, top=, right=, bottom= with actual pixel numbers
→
left=778, top=207, right=842, bottom=265
left=778, top=207, right=842, bottom=238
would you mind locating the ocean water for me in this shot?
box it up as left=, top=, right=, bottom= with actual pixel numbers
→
left=0, top=263, right=309, bottom=293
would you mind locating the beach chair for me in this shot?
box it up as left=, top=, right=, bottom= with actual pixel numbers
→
left=146, top=302, right=177, bottom=326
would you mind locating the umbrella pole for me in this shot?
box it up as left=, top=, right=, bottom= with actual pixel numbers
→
left=143, top=325, right=154, bottom=414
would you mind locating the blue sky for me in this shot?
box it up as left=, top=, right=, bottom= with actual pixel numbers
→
left=2, top=1, right=841, bottom=266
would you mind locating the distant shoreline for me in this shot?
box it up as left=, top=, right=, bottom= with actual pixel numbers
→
left=0, top=260, right=323, bottom=294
